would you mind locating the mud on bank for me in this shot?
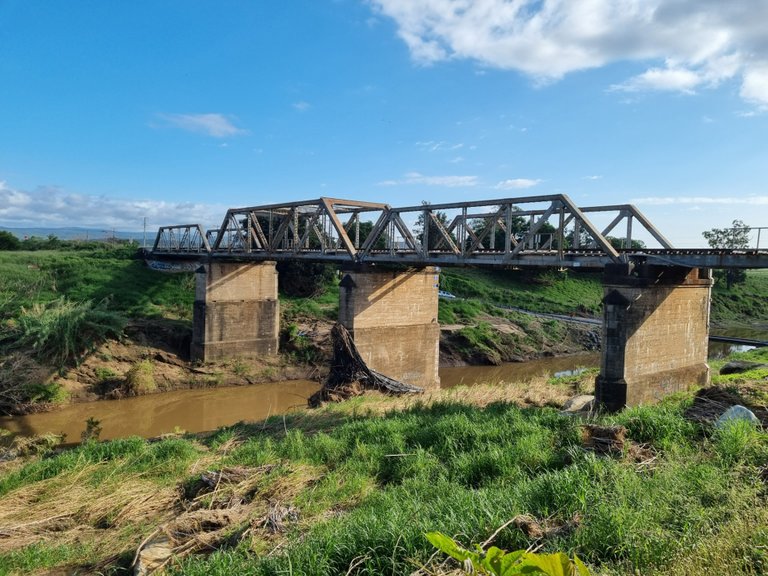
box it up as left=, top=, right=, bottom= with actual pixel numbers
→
left=1, top=310, right=600, bottom=415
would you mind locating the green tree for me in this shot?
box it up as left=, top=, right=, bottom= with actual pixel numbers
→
left=415, top=201, right=453, bottom=250
left=607, top=236, right=646, bottom=250
left=703, top=219, right=751, bottom=249
left=702, top=219, right=750, bottom=288
left=0, top=230, right=20, bottom=250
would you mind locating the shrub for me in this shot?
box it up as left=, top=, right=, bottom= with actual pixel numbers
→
left=0, top=230, right=20, bottom=251
left=123, top=360, right=156, bottom=395
left=8, top=297, right=125, bottom=365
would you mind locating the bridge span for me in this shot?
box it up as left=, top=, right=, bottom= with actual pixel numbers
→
left=149, top=194, right=768, bottom=411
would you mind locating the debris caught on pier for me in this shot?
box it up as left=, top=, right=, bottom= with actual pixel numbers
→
left=309, top=323, right=423, bottom=406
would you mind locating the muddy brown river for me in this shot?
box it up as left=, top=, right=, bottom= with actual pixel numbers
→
left=2, top=325, right=764, bottom=443
left=0, top=354, right=601, bottom=442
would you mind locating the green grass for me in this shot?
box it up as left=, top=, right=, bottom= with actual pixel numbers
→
left=440, top=268, right=603, bottom=317
left=0, top=248, right=196, bottom=321
left=3, top=389, right=765, bottom=575
left=280, top=283, right=340, bottom=322
left=710, top=269, right=768, bottom=324
left=169, top=398, right=765, bottom=576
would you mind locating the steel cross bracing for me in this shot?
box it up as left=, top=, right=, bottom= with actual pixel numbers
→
left=150, top=195, right=768, bottom=269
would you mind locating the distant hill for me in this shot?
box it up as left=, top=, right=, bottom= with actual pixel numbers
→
left=0, top=226, right=148, bottom=244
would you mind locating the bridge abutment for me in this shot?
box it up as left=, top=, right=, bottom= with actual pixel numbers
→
left=596, top=265, right=713, bottom=411
left=191, top=261, right=279, bottom=362
left=338, top=266, right=441, bottom=389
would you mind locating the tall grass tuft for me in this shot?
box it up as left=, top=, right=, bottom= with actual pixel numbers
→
left=8, top=297, right=126, bottom=365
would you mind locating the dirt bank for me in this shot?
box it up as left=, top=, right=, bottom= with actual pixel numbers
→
left=3, top=312, right=600, bottom=415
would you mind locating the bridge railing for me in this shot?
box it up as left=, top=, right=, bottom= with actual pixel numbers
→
left=150, top=194, right=680, bottom=266
left=152, top=224, right=211, bottom=253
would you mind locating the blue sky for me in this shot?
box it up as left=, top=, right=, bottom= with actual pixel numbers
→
left=1, top=0, right=767, bottom=246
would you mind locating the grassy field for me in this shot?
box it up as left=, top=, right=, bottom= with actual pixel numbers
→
left=0, top=347, right=766, bottom=575
left=711, top=269, right=768, bottom=325
left=0, top=248, right=766, bottom=574
left=0, top=247, right=195, bottom=321
left=440, top=268, right=604, bottom=317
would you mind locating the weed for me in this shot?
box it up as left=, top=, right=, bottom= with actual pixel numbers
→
left=6, top=297, right=126, bottom=365
left=94, top=366, right=118, bottom=381
left=22, top=381, right=69, bottom=404
left=124, top=359, right=156, bottom=395
left=81, top=417, right=103, bottom=442
left=712, top=418, right=768, bottom=465
left=426, top=531, right=591, bottom=575
left=230, top=358, right=251, bottom=378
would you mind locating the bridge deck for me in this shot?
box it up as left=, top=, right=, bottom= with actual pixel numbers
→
left=149, top=194, right=768, bottom=269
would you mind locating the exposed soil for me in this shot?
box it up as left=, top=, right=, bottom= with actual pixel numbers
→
left=439, top=314, right=600, bottom=366
left=47, top=318, right=329, bottom=409
left=4, top=311, right=601, bottom=414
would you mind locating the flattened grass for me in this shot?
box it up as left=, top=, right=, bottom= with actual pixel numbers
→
left=1, top=349, right=766, bottom=575
left=170, top=394, right=765, bottom=576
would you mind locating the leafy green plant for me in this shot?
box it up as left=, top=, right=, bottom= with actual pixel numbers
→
left=123, top=359, right=156, bottom=395
left=81, top=417, right=103, bottom=442
left=426, top=532, right=590, bottom=575
left=7, top=297, right=125, bottom=364
left=22, top=382, right=69, bottom=404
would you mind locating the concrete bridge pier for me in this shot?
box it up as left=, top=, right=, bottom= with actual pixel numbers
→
left=338, top=266, right=441, bottom=389
left=191, top=261, right=279, bottom=362
left=596, top=264, right=713, bottom=411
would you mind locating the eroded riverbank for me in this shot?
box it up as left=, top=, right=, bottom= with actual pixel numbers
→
left=0, top=353, right=601, bottom=442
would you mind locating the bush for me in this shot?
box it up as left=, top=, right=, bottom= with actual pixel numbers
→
left=6, top=297, right=126, bottom=365
left=123, top=360, right=156, bottom=395
left=0, top=230, right=20, bottom=251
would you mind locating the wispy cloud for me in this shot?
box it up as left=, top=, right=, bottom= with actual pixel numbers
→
left=0, top=181, right=227, bottom=230
left=495, top=178, right=541, bottom=190
left=415, top=141, right=465, bottom=152
left=155, top=113, right=247, bottom=138
left=584, top=175, right=603, bottom=181
left=369, top=0, right=768, bottom=107
left=292, top=101, right=311, bottom=112
left=378, top=172, right=478, bottom=187
left=631, top=195, right=768, bottom=205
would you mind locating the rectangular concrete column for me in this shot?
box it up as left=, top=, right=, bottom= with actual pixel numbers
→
left=596, top=265, right=713, bottom=411
left=339, top=266, right=440, bottom=389
left=192, top=261, right=279, bottom=362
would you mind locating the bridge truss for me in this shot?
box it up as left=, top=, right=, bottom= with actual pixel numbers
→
left=151, top=194, right=768, bottom=269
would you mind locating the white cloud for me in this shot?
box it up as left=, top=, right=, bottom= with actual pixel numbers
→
left=368, top=0, right=768, bottom=106
left=612, top=65, right=702, bottom=94
left=495, top=178, right=541, bottom=190
left=415, top=140, right=464, bottom=152
left=377, top=172, right=478, bottom=187
left=740, top=65, right=768, bottom=108
left=631, top=195, right=768, bottom=205
left=292, top=101, right=311, bottom=111
left=0, top=181, right=227, bottom=231
left=155, top=113, right=247, bottom=138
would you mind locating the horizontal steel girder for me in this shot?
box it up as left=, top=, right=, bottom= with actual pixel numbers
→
left=150, top=195, right=768, bottom=269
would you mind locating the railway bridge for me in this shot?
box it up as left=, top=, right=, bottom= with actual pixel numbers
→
left=149, top=194, right=768, bottom=411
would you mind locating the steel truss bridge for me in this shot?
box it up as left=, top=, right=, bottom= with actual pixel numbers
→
left=150, top=195, right=768, bottom=269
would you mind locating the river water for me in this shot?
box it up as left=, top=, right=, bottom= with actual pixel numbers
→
left=1, top=326, right=765, bottom=443
left=0, top=354, right=600, bottom=443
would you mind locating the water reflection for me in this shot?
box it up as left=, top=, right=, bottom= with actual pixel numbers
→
left=0, top=380, right=320, bottom=443
left=439, top=353, right=600, bottom=389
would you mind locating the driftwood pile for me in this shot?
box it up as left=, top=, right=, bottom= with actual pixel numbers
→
left=309, top=323, right=423, bottom=406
